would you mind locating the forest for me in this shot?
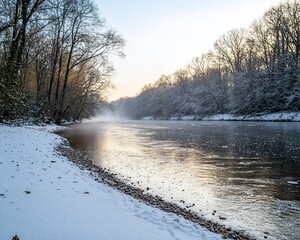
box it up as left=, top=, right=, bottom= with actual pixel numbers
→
left=113, top=1, right=300, bottom=120
left=0, top=0, right=124, bottom=123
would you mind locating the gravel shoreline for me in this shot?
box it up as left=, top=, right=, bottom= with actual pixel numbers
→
left=57, top=140, right=256, bottom=240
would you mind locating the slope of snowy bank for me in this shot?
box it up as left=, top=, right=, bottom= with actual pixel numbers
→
left=0, top=125, right=221, bottom=240
left=153, top=112, right=300, bottom=121
left=202, top=112, right=300, bottom=121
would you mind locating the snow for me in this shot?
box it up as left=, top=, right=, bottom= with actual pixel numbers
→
left=179, top=115, right=195, bottom=121
left=170, top=115, right=196, bottom=121
left=0, top=125, right=221, bottom=240
left=202, top=112, right=300, bottom=121
left=142, top=112, right=300, bottom=122
left=141, top=116, right=155, bottom=120
left=287, top=180, right=299, bottom=185
left=202, top=114, right=244, bottom=121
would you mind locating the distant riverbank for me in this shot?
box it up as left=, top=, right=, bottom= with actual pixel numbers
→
left=141, top=112, right=300, bottom=122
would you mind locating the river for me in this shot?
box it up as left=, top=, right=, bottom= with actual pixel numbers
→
left=60, top=120, right=300, bottom=240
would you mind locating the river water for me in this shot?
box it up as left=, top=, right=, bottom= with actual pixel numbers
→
left=61, top=120, right=300, bottom=240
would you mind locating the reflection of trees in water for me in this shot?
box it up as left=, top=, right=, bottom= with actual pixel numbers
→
left=58, top=124, right=105, bottom=159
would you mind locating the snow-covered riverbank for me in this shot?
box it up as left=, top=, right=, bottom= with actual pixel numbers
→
left=142, top=112, right=300, bottom=122
left=201, top=112, right=300, bottom=121
left=0, top=125, right=221, bottom=240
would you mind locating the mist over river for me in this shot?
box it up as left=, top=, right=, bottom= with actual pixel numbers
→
left=61, top=120, right=300, bottom=240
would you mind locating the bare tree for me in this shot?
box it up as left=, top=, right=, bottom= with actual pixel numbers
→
left=0, top=0, right=124, bottom=122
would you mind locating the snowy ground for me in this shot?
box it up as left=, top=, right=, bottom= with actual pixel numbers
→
left=0, top=125, right=221, bottom=240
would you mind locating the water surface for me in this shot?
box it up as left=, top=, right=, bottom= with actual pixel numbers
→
left=61, top=120, right=300, bottom=240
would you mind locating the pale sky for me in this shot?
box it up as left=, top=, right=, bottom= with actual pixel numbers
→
left=95, top=0, right=283, bottom=101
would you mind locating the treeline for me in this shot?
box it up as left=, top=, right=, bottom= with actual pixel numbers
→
left=0, top=0, right=124, bottom=123
left=113, top=1, right=300, bottom=119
